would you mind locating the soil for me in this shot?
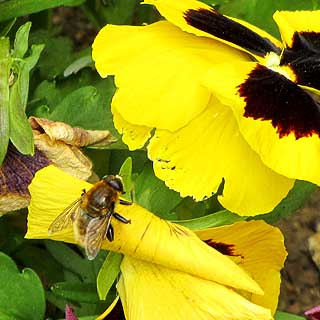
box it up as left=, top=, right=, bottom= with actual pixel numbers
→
left=52, top=7, right=98, bottom=49
left=277, top=190, right=320, bottom=316
left=52, top=7, right=320, bottom=318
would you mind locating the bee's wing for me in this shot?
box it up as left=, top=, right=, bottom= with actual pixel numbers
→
left=84, top=213, right=112, bottom=260
left=48, top=197, right=82, bottom=234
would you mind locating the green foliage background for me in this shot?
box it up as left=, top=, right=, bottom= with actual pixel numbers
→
left=0, top=0, right=318, bottom=318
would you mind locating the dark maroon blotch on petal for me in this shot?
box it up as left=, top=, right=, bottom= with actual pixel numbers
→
left=204, top=239, right=243, bottom=258
left=281, top=32, right=320, bottom=90
left=184, top=8, right=280, bottom=57
left=107, top=299, right=126, bottom=320
left=238, top=64, right=320, bottom=139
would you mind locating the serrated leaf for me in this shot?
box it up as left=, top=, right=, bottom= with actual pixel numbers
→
left=13, top=22, right=31, bottom=59
left=0, top=37, right=10, bottom=165
left=174, top=210, right=246, bottom=230
left=0, top=252, right=45, bottom=320
left=275, top=311, right=305, bottom=320
left=0, top=0, right=85, bottom=22
left=97, top=252, right=122, bottom=300
left=51, top=281, right=99, bottom=303
left=254, top=180, right=317, bottom=223
left=133, top=162, right=182, bottom=219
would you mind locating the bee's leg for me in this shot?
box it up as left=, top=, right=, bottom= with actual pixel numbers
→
left=106, top=224, right=114, bottom=242
left=113, top=212, right=131, bottom=224
left=119, top=199, right=132, bottom=205
left=81, top=189, right=86, bottom=196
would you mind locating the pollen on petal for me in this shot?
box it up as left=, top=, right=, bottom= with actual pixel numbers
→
left=184, top=8, right=280, bottom=57
left=238, top=64, right=320, bottom=139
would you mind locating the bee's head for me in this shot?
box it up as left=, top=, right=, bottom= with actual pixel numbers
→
left=103, top=175, right=124, bottom=193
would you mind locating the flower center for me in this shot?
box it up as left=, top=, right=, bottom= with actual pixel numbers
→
left=264, top=52, right=295, bottom=82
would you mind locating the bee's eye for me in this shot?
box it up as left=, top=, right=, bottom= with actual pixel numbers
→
left=104, top=175, right=124, bottom=192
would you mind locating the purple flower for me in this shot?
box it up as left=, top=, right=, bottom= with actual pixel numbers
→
left=65, top=305, right=78, bottom=320
left=305, top=305, right=320, bottom=320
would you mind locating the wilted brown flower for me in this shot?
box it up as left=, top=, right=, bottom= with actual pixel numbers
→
left=0, top=117, right=116, bottom=215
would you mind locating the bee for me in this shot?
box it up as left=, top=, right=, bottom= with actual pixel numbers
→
left=48, top=175, right=131, bottom=260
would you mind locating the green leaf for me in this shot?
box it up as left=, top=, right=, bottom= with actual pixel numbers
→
left=64, top=55, right=93, bottom=77
left=0, top=18, right=16, bottom=37
left=24, top=43, right=45, bottom=71
left=9, top=27, right=43, bottom=155
left=45, top=291, right=67, bottom=312
left=45, top=240, right=93, bottom=282
left=174, top=210, right=246, bottom=230
left=275, top=311, right=305, bottom=320
left=173, top=197, right=207, bottom=220
left=97, top=252, right=123, bottom=300
left=0, top=0, right=85, bottom=22
left=133, top=162, right=182, bottom=219
left=118, top=157, right=133, bottom=202
left=108, top=149, right=148, bottom=175
left=30, top=79, right=61, bottom=113
left=13, top=22, right=31, bottom=59
left=0, top=37, right=10, bottom=165
left=218, top=0, right=318, bottom=38
left=31, top=33, right=74, bottom=79
left=51, top=281, right=99, bottom=303
left=14, top=244, right=65, bottom=285
left=0, top=217, right=25, bottom=255
left=136, top=3, right=160, bottom=25
left=0, top=252, right=45, bottom=320
left=254, top=180, right=317, bottom=223
left=98, top=0, right=139, bottom=24
left=9, top=61, right=34, bottom=155
left=49, top=86, right=116, bottom=131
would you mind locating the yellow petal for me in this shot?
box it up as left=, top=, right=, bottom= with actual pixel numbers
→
left=92, top=21, right=248, bottom=131
left=118, top=256, right=273, bottom=320
left=27, top=165, right=262, bottom=294
left=96, top=296, right=120, bottom=320
left=144, top=0, right=281, bottom=58
left=112, top=106, right=151, bottom=150
left=203, top=62, right=320, bottom=185
left=147, top=97, right=294, bottom=215
left=196, top=220, right=287, bottom=315
left=273, top=10, right=320, bottom=47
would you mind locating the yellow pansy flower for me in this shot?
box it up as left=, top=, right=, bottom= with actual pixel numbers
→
left=92, top=0, right=320, bottom=216
left=27, top=165, right=286, bottom=319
